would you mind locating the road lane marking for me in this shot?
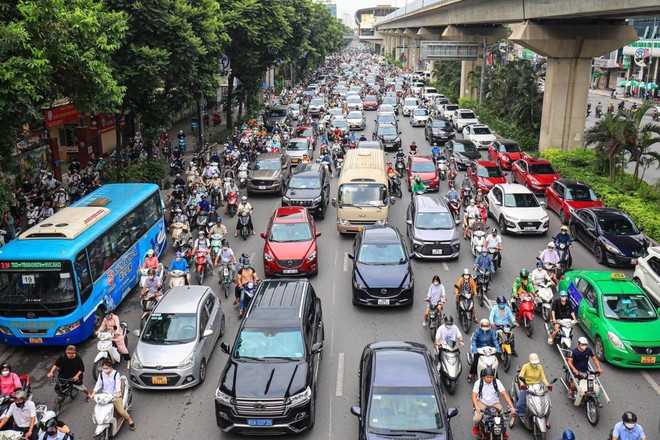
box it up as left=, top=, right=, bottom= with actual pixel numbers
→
left=333, top=249, right=338, bottom=304
left=442, top=262, right=449, bottom=271
left=343, top=252, right=350, bottom=272
left=336, top=353, right=345, bottom=397
left=641, top=371, right=660, bottom=396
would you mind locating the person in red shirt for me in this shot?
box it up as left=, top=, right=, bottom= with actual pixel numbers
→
left=0, top=363, right=22, bottom=396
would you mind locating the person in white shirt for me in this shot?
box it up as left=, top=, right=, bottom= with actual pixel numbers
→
left=471, top=368, right=515, bottom=436
left=89, top=360, right=135, bottom=430
left=485, top=228, right=503, bottom=268
left=435, top=315, right=464, bottom=348
left=0, top=390, right=37, bottom=439
left=531, top=261, right=553, bottom=289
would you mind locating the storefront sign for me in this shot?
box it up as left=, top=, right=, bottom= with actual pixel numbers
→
left=44, top=104, right=82, bottom=129
left=91, top=113, right=123, bottom=133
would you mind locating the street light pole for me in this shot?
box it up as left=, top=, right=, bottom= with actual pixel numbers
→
left=479, top=38, right=487, bottom=105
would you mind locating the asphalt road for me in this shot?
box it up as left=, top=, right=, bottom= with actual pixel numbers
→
left=3, top=110, right=660, bottom=440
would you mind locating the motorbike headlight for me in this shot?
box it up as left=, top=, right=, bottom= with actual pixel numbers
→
left=306, top=251, right=317, bottom=261
left=603, top=242, right=621, bottom=255
left=55, top=321, right=81, bottom=336
left=178, top=352, right=195, bottom=369
left=215, top=388, right=234, bottom=406
left=264, top=252, right=275, bottom=262
left=286, top=386, right=312, bottom=407
left=131, top=352, right=142, bottom=370
left=607, top=331, right=626, bottom=351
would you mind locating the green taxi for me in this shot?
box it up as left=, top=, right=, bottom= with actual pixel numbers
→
left=559, top=270, right=660, bottom=368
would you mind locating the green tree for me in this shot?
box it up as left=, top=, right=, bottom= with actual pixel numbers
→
left=584, top=113, right=627, bottom=183
left=431, top=61, right=460, bottom=103
left=619, top=103, right=660, bottom=187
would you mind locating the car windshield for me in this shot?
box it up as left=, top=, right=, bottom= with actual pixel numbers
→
left=404, top=99, right=418, bottom=106
left=503, top=193, right=540, bottom=208
left=529, top=163, right=556, bottom=174
left=425, top=88, right=438, bottom=94
left=233, top=329, right=305, bottom=359
left=328, top=108, right=343, bottom=116
left=378, top=115, right=396, bottom=125
left=347, top=97, right=361, bottom=104
left=365, top=96, right=377, bottom=102
left=565, top=185, right=597, bottom=201
left=598, top=216, right=639, bottom=236
left=338, top=184, right=388, bottom=207
left=411, top=161, right=436, bottom=173
left=297, top=128, right=314, bottom=137
left=287, top=141, right=308, bottom=151
left=383, top=98, right=397, bottom=105
left=269, top=222, right=312, bottom=242
left=358, top=243, right=406, bottom=265
left=347, top=111, right=363, bottom=119
left=444, top=105, right=458, bottom=112
left=459, top=111, right=476, bottom=119
left=432, top=120, right=449, bottom=129
left=380, top=105, right=394, bottom=112
left=477, top=166, right=504, bottom=178
left=142, top=313, right=197, bottom=344
left=289, top=104, right=300, bottom=111
left=332, top=120, right=348, bottom=128
left=416, top=212, right=454, bottom=229
left=368, top=387, right=443, bottom=432
left=310, top=98, right=324, bottom=106
left=268, top=109, right=287, bottom=117
left=472, top=127, right=492, bottom=135
left=601, top=294, right=657, bottom=321
left=289, top=176, right=321, bottom=189
left=253, top=159, right=280, bottom=171
left=378, top=125, right=397, bottom=136
left=453, top=143, right=477, bottom=154
left=499, top=143, right=521, bottom=153
left=413, top=109, right=428, bottom=116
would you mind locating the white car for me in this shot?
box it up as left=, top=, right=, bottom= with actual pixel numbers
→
left=633, top=246, right=660, bottom=305
left=422, top=87, right=440, bottom=101
left=440, top=104, right=459, bottom=121
left=324, top=107, right=345, bottom=124
left=307, top=97, right=326, bottom=116
left=346, top=110, right=366, bottom=131
left=486, top=183, right=549, bottom=235
left=453, top=109, right=479, bottom=131
left=401, top=97, right=420, bottom=116
left=346, top=95, right=363, bottom=111
left=463, top=124, right=496, bottom=150
left=410, top=82, right=426, bottom=95
left=410, top=107, right=430, bottom=127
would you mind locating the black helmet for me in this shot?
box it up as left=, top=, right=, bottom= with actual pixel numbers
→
left=0, top=362, right=10, bottom=371
left=520, top=268, right=529, bottom=279
left=562, top=430, right=575, bottom=440
left=482, top=367, right=496, bottom=377
left=443, top=315, right=454, bottom=325
left=496, top=295, right=506, bottom=305
left=45, top=419, right=58, bottom=432
left=622, top=411, right=637, bottom=423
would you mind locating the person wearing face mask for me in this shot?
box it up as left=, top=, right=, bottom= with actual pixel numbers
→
left=612, top=411, right=646, bottom=440
left=89, top=360, right=135, bottom=430
left=489, top=296, right=519, bottom=357
left=40, top=417, right=71, bottom=440
left=554, top=225, right=573, bottom=269
left=423, top=275, right=446, bottom=327
left=235, top=260, right=259, bottom=307
left=468, top=319, right=500, bottom=383
left=0, top=362, right=22, bottom=396
left=169, top=251, right=190, bottom=284
left=510, top=353, right=550, bottom=428
left=566, top=337, right=604, bottom=400
left=140, top=268, right=162, bottom=298
left=0, top=390, right=37, bottom=439
left=95, top=309, right=131, bottom=368
left=473, top=247, right=495, bottom=282
left=548, top=290, right=578, bottom=345
left=435, top=315, right=464, bottom=351
left=485, top=228, right=503, bottom=269
left=455, top=269, right=479, bottom=322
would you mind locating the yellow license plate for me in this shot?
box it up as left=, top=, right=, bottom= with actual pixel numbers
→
left=28, top=338, right=42, bottom=344
left=641, top=356, right=656, bottom=364
left=151, top=376, right=168, bottom=384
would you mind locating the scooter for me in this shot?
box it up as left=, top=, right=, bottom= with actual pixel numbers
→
left=427, top=302, right=442, bottom=342
left=226, top=191, right=238, bottom=217
left=496, top=325, right=514, bottom=373
left=93, top=327, right=128, bottom=381
left=395, top=158, right=406, bottom=177
left=489, top=247, right=501, bottom=272
left=437, top=159, right=448, bottom=180
left=475, top=268, right=491, bottom=308
left=238, top=211, right=251, bottom=241
left=555, top=242, right=571, bottom=277
left=26, top=204, right=39, bottom=226
left=471, top=229, right=486, bottom=256
left=140, top=291, right=162, bottom=330
left=92, top=375, right=132, bottom=440
left=461, top=181, right=473, bottom=207
left=237, top=161, right=249, bottom=188
left=467, top=344, right=500, bottom=380
left=436, top=339, right=462, bottom=395
left=335, top=157, right=344, bottom=177
left=447, top=169, right=458, bottom=188
left=447, top=198, right=461, bottom=226
left=210, top=233, right=224, bottom=261
left=388, top=175, right=402, bottom=198
left=476, top=406, right=511, bottom=440
left=510, top=371, right=557, bottom=439
left=196, top=211, right=209, bottom=231
left=138, top=264, right=164, bottom=288
left=219, top=263, right=233, bottom=299
left=514, top=292, right=536, bottom=337
left=535, top=281, right=554, bottom=322
left=545, top=319, right=576, bottom=350
left=455, top=283, right=475, bottom=333
left=561, top=369, right=603, bottom=426
left=239, top=281, right=258, bottom=317
left=168, top=269, right=188, bottom=288
left=195, top=250, right=210, bottom=284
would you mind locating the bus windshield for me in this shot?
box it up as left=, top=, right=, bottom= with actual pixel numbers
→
left=338, top=184, right=388, bottom=207
left=0, top=261, right=78, bottom=315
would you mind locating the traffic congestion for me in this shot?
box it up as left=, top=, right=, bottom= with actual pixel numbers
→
left=0, top=43, right=658, bottom=440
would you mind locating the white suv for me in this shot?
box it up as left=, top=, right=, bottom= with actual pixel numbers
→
left=486, top=183, right=550, bottom=235
left=633, top=247, right=660, bottom=305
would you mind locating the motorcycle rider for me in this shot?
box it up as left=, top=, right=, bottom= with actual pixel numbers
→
left=234, top=196, right=255, bottom=237
left=193, top=231, right=215, bottom=275
left=411, top=174, right=426, bottom=194
left=471, top=367, right=515, bottom=437
left=88, top=360, right=136, bottom=431
left=446, top=184, right=460, bottom=203
left=469, top=319, right=500, bottom=383
left=539, top=241, right=560, bottom=267
left=141, top=268, right=162, bottom=298
left=566, top=337, right=604, bottom=400
left=464, top=200, right=480, bottom=239
left=489, top=296, right=519, bottom=356
left=143, top=249, right=160, bottom=271
left=39, top=201, right=54, bottom=220
left=209, top=218, right=228, bottom=244
left=214, top=242, right=237, bottom=280
left=168, top=251, right=190, bottom=284
left=236, top=261, right=260, bottom=317
left=473, top=247, right=495, bottom=283
left=95, top=309, right=131, bottom=367
left=196, top=194, right=211, bottom=217
left=0, top=390, right=38, bottom=439
left=510, top=353, right=551, bottom=428
left=423, top=275, right=446, bottom=327
left=455, top=269, right=479, bottom=322
left=223, top=178, right=239, bottom=215
left=358, top=133, right=368, bottom=142
left=612, top=411, right=646, bottom=440
left=431, top=143, right=442, bottom=161
left=435, top=315, right=464, bottom=350
left=595, top=102, right=603, bottom=117
left=408, top=141, right=418, bottom=156
left=531, top=261, right=553, bottom=290
left=319, top=151, right=332, bottom=174
left=554, top=225, right=573, bottom=269
left=171, top=208, right=190, bottom=232
left=394, top=147, right=406, bottom=165
left=485, top=228, right=503, bottom=269
left=386, top=162, right=400, bottom=190
left=173, top=173, right=186, bottom=188
left=511, top=268, right=535, bottom=308
left=557, top=430, right=576, bottom=440
left=0, top=362, right=22, bottom=396
left=548, top=290, right=578, bottom=345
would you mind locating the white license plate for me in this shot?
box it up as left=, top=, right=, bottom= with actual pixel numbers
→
left=283, top=269, right=298, bottom=274
left=432, top=249, right=443, bottom=255
left=523, top=227, right=536, bottom=231
left=258, top=186, right=266, bottom=190
left=378, top=299, right=390, bottom=305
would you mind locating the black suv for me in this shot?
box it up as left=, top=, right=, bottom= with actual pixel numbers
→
left=281, top=163, right=330, bottom=219
left=425, top=116, right=455, bottom=144
left=215, top=279, right=324, bottom=435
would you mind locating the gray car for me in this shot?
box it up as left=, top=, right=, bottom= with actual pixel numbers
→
left=406, top=194, right=461, bottom=259
left=246, top=153, right=291, bottom=195
left=346, top=110, right=366, bottom=130
left=130, top=285, right=226, bottom=390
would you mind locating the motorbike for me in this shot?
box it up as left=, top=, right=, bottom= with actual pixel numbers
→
left=455, top=283, right=475, bottom=333
left=240, top=282, right=258, bottom=317
left=538, top=260, right=558, bottom=285
left=395, top=158, right=406, bottom=177
left=427, top=303, right=442, bottom=342
left=447, top=198, right=461, bottom=225
left=226, top=191, right=238, bottom=217
left=437, top=159, right=448, bottom=180
left=488, top=247, right=501, bottom=272
left=186, top=204, right=197, bottom=227
left=510, top=371, right=557, bottom=440
left=178, top=138, right=186, bottom=153
left=476, top=406, right=511, bottom=440
left=467, top=344, right=500, bottom=380
left=170, top=222, right=187, bottom=245
left=169, top=159, right=184, bottom=176
left=595, top=108, right=603, bottom=118
left=436, top=339, right=462, bottom=395
left=139, top=264, right=164, bottom=288
left=476, top=202, right=488, bottom=224
left=26, top=205, right=40, bottom=227
left=545, top=318, right=576, bottom=350
left=210, top=233, right=224, bottom=261
left=196, top=210, right=209, bottom=231
left=562, top=369, right=603, bottom=426
left=219, top=263, right=233, bottom=299
left=0, top=375, right=31, bottom=420
left=237, top=161, right=249, bottom=188
left=238, top=211, right=251, bottom=241
left=471, top=229, right=486, bottom=257
left=496, top=326, right=514, bottom=373
left=169, top=269, right=188, bottom=288
left=93, top=327, right=128, bottom=381
left=461, top=181, right=474, bottom=207
left=555, top=242, right=571, bottom=277
left=209, top=186, right=222, bottom=208
left=335, top=157, right=344, bottom=177
left=140, top=291, right=161, bottom=330
left=92, top=375, right=132, bottom=440
left=448, top=169, right=458, bottom=188
left=514, top=292, right=536, bottom=337
left=388, top=175, right=402, bottom=198
left=534, top=281, right=554, bottom=322
left=195, top=250, right=210, bottom=284
left=475, top=268, right=491, bottom=308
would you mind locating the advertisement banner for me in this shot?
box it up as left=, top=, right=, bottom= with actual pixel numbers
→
left=43, top=104, right=82, bottom=129
left=91, top=113, right=124, bottom=133
left=361, top=13, right=375, bottom=29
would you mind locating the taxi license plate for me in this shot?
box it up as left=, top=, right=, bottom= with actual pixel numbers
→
left=258, top=186, right=266, bottom=190
left=523, top=227, right=536, bottom=231
left=248, top=419, right=273, bottom=427
left=151, top=377, right=168, bottom=385
left=28, top=338, right=42, bottom=344
left=292, top=159, right=299, bottom=162
left=378, top=299, right=390, bottom=305
left=641, top=356, right=656, bottom=364
left=283, top=269, right=298, bottom=274
left=432, top=249, right=443, bottom=255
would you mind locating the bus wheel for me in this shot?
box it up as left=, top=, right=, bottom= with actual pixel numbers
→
left=93, top=308, right=104, bottom=332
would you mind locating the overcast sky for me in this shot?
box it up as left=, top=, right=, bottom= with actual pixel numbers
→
left=335, top=0, right=405, bottom=20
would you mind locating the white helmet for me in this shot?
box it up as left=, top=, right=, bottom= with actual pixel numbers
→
left=547, top=241, right=555, bottom=248
left=146, top=249, right=155, bottom=256
left=241, top=196, right=248, bottom=202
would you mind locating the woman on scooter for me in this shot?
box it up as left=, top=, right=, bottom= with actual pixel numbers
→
left=510, top=353, right=550, bottom=428
left=95, top=310, right=131, bottom=368
left=0, top=363, right=22, bottom=396
left=422, top=275, right=446, bottom=327
left=143, top=249, right=160, bottom=270
left=88, top=360, right=135, bottom=431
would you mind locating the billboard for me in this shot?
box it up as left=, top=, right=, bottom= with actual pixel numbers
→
left=361, top=13, right=375, bottom=29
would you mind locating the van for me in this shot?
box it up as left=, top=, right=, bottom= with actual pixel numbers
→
left=331, top=149, right=394, bottom=234
left=265, top=105, right=290, bottom=130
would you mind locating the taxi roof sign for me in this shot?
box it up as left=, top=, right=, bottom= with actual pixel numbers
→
left=611, top=273, right=626, bottom=280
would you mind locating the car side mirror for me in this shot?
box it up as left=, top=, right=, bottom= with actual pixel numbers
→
left=347, top=252, right=355, bottom=260
left=409, top=252, right=415, bottom=259
left=406, top=219, right=413, bottom=225
left=504, top=172, right=508, bottom=176
left=202, top=329, right=213, bottom=338
left=586, top=306, right=597, bottom=315
left=331, top=198, right=337, bottom=207
left=315, top=231, right=322, bottom=237
left=311, top=342, right=323, bottom=354
left=220, top=342, right=231, bottom=354
left=539, top=201, right=546, bottom=206
left=260, top=232, right=267, bottom=239
left=447, top=407, right=459, bottom=419
left=399, top=131, right=402, bottom=134
left=350, top=406, right=362, bottom=417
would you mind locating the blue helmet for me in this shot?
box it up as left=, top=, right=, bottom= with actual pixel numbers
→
left=562, top=430, right=575, bottom=440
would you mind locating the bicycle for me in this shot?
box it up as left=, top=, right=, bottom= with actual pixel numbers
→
left=50, top=377, right=80, bottom=415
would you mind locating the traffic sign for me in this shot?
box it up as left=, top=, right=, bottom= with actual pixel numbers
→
left=420, top=41, right=479, bottom=61
left=221, top=54, right=230, bottom=70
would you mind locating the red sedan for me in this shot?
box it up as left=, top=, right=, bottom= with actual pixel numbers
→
left=261, top=207, right=321, bottom=276
left=407, top=155, right=440, bottom=192
left=545, top=178, right=604, bottom=223
left=363, top=95, right=379, bottom=111
left=295, top=125, right=317, bottom=149
left=466, top=160, right=507, bottom=193
left=488, top=140, right=527, bottom=170
left=510, top=158, right=560, bottom=195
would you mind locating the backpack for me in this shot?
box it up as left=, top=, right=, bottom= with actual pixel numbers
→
left=477, top=376, right=499, bottom=400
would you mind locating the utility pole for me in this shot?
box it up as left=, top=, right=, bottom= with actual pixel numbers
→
left=479, top=38, right=487, bottom=105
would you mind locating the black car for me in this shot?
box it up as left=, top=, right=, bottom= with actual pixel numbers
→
left=444, top=139, right=481, bottom=170
left=349, top=225, right=414, bottom=306
left=215, top=279, right=324, bottom=434
left=425, top=117, right=455, bottom=144
left=371, top=123, right=402, bottom=151
left=281, top=163, right=331, bottom=219
left=569, top=207, right=648, bottom=267
left=350, top=341, right=458, bottom=439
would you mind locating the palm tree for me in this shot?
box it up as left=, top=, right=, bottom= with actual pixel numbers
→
left=618, top=102, right=660, bottom=186
left=584, top=113, right=627, bottom=182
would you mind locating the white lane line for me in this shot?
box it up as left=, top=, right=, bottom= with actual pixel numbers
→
left=336, top=353, right=345, bottom=396
left=333, top=249, right=338, bottom=304
left=343, top=252, right=350, bottom=272
left=442, top=262, right=449, bottom=272
left=641, top=371, right=660, bottom=396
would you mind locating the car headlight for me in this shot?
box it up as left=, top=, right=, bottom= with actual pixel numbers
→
left=287, top=386, right=312, bottom=407
left=264, top=252, right=275, bottom=262
left=530, top=177, right=540, bottom=185
left=603, top=242, right=621, bottom=255
left=541, top=216, right=549, bottom=223
left=502, top=155, right=510, bottom=162
left=607, top=331, right=626, bottom=351
left=376, top=219, right=387, bottom=225
left=313, top=196, right=322, bottom=204
left=282, top=196, right=290, bottom=203
left=353, top=278, right=366, bottom=289
left=0, top=326, right=12, bottom=336
left=306, top=251, right=317, bottom=261
left=178, top=352, right=195, bottom=369
left=338, top=218, right=350, bottom=226
left=504, top=214, right=519, bottom=222
left=412, top=238, right=424, bottom=247
left=215, top=388, right=234, bottom=406
left=55, top=321, right=81, bottom=336
left=131, top=352, right=142, bottom=370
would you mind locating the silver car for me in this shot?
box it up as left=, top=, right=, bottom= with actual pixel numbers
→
left=346, top=110, right=366, bottom=130
left=410, top=107, right=430, bottom=127
left=129, top=285, right=225, bottom=390
left=401, top=97, right=420, bottom=116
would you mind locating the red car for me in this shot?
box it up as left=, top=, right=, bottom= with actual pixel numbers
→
left=488, top=140, right=528, bottom=170
left=363, top=95, right=379, bottom=111
left=466, top=160, right=507, bottom=193
left=407, top=155, right=440, bottom=192
left=261, top=207, right=321, bottom=276
left=510, top=158, right=560, bottom=195
left=295, top=125, right=317, bottom=150
left=545, top=178, right=604, bottom=223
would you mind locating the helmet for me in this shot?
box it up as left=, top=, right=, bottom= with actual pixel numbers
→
left=216, top=218, right=222, bottom=223
left=529, top=353, right=540, bottom=365
left=414, top=175, right=421, bottom=182
left=175, top=251, right=181, bottom=257
left=561, top=225, right=569, bottom=231
left=14, top=390, right=28, bottom=401
left=479, top=318, right=490, bottom=327
left=622, top=411, right=637, bottom=423
left=561, top=430, right=576, bottom=440
left=0, top=362, right=10, bottom=371
left=520, top=268, right=529, bottom=278
left=481, top=247, right=488, bottom=253
left=536, top=260, right=543, bottom=268
left=491, top=228, right=497, bottom=234
left=41, top=410, right=57, bottom=428
left=148, top=269, right=156, bottom=276
left=443, top=315, right=454, bottom=325
left=482, top=367, right=496, bottom=377
left=547, top=241, right=555, bottom=248
left=462, top=268, right=470, bottom=276
left=242, top=252, right=249, bottom=259
left=577, top=336, right=588, bottom=345
left=559, top=290, right=568, bottom=297
left=44, top=419, right=58, bottom=432
left=198, top=231, right=205, bottom=236
left=146, top=249, right=155, bottom=256
left=496, top=296, right=506, bottom=305
left=241, top=196, right=247, bottom=202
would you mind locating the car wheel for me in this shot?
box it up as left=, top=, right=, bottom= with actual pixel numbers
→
left=594, top=245, right=605, bottom=264
left=594, top=336, right=606, bottom=362
left=559, top=209, right=568, bottom=224
left=198, top=359, right=207, bottom=384
left=219, top=315, right=226, bottom=337
left=633, top=277, right=644, bottom=290
left=569, top=223, right=578, bottom=240
left=499, top=216, right=508, bottom=235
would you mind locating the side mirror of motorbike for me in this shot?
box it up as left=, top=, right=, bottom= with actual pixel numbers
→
left=202, top=329, right=213, bottom=338
left=315, top=231, right=322, bottom=237
left=409, top=252, right=415, bottom=259
left=539, top=201, right=546, bottom=206
left=220, top=342, right=231, bottom=354
left=311, top=342, right=323, bottom=354
left=350, top=406, right=362, bottom=418
left=260, top=232, right=267, bottom=239
left=447, top=407, right=459, bottom=419
left=331, top=198, right=337, bottom=207
left=390, top=196, right=396, bottom=205
left=550, top=377, right=558, bottom=384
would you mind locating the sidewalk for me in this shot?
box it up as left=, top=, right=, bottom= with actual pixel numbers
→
left=589, top=88, right=644, bottom=105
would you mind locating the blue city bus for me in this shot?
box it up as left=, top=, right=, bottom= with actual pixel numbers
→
left=0, top=183, right=167, bottom=346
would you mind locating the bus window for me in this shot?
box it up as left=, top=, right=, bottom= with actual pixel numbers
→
left=75, top=251, right=93, bottom=302
left=143, top=194, right=160, bottom=229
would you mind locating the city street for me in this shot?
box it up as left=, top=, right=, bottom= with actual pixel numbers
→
left=3, top=112, right=660, bottom=440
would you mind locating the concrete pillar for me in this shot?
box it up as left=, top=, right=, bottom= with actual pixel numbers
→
left=460, top=60, right=478, bottom=100
left=510, top=21, right=638, bottom=151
